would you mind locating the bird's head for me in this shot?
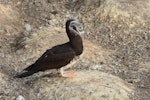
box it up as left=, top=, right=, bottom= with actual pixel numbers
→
left=66, top=19, right=81, bottom=36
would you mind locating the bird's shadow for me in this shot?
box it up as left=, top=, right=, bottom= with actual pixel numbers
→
left=41, top=72, right=60, bottom=78
left=0, top=65, right=64, bottom=88
left=0, top=65, right=17, bottom=77
left=22, top=72, right=61, bottom=85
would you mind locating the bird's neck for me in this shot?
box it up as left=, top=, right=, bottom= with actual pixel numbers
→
left=70, top=35, right=83, bottom=55
left=66, top=28, right=83, bottom=55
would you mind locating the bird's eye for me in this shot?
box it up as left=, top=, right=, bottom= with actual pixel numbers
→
left=73, top=25, right=77, bottom=31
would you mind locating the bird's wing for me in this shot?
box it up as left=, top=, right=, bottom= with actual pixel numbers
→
left=24, top=49, right=76, bottom=71
left=35, top=47, right=76, bottom=63
left=46, top=50, right=76, bottom=62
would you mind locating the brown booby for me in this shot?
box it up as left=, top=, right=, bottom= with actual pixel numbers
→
left=15, top=19, right=83, bottom=78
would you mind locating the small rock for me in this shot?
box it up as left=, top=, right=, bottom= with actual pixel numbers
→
left=65, top=14, right=71, bottom=18
left=39, top=26, right=43, bottom=29
left=91, top=64, right=102, bottom=70
left=25, top=23, right=32, bottom=32
left=48, top=19, right=56, bottom=26
left=0, top=53, right=5, bottom=57
left=24, top=45, right=28, bottom=49
left=16, top=95, right=25, bottom=100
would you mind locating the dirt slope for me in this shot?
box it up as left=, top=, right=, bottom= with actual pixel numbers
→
left=0, top=0, right=149, bottom=100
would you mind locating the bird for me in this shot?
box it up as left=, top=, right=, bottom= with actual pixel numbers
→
left=15, top=19, right=83, bottom=78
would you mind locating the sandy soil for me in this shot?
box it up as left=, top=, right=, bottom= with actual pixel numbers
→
left=0, top=0, right=149, bottom=100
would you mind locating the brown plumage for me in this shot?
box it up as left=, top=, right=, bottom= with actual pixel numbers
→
left=15, top=19, right=83, bottom=78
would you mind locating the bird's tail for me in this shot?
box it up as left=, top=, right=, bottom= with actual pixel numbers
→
left=15, top=71, right=37, bottom=78
left=24, top=64, right=35, bottom=71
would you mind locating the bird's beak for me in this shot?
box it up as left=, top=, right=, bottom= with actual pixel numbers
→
left=71, top=21, right=81, bottom=26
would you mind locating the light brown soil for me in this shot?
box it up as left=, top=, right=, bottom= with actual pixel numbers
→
left=0, top=0, right=149, bottom=100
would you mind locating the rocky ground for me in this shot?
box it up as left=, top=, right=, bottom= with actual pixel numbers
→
left=0, top=0, right=149, bottom=100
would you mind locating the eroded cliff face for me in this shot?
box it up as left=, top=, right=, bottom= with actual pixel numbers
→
left=0, top=0, right=149, bottom=100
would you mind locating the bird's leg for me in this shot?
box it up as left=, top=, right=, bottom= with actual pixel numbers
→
left=60, top=53, right=84, bottom=77
left=63, top=53, right=83, bottom=70
left=59, top=58, right=78, bottom=77
left=60, top=67, right=75, bottom=78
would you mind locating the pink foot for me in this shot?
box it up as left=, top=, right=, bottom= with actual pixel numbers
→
left=60, top=70, right=75, bottom=78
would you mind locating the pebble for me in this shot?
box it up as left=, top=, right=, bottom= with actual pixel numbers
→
left=39, top=26, right=43, bottom=29
left=0, top=53, right=5, bottom=57
left=25, top=23, right=32, bottom=32
left=91, top=64, right=102, bottom=70
left=16, top=95, right=25, bottom=100
left=48, top=19, right=56, bottom=26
